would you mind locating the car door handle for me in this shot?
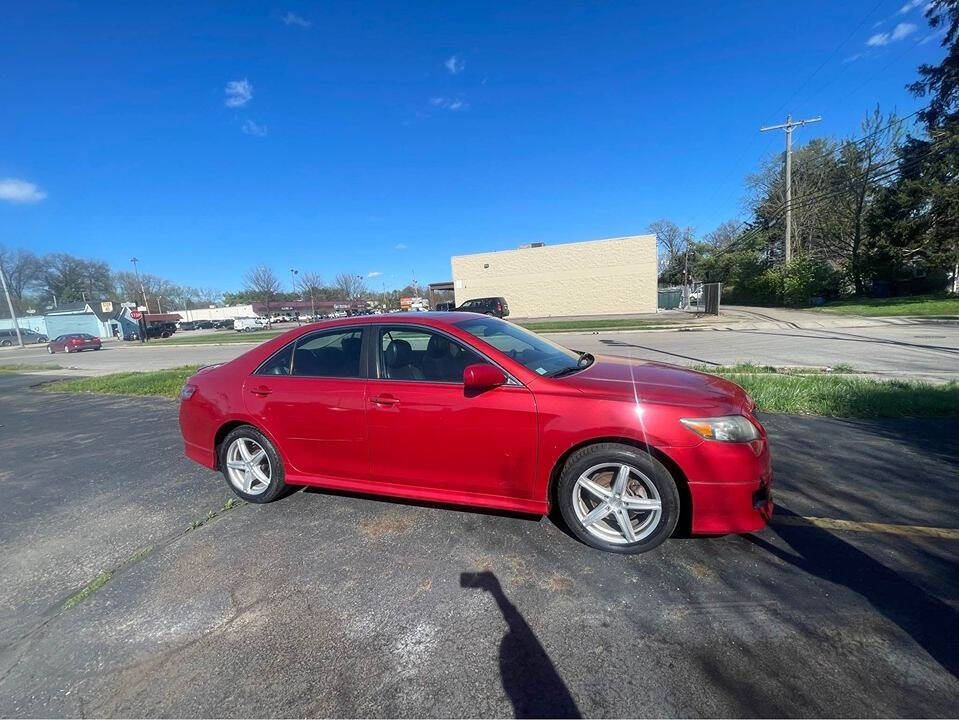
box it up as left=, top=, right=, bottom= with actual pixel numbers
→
left=250, top=386, right=272, bottom=397
left=370, top=395, right=399, bottom=406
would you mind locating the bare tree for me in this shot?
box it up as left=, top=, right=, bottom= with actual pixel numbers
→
left=648, top=219, right=683, bottom=276
left=0, top=246, right=42, bottom=315
left=299, top=272, right=324, bottom=315
left=334, top=272, right=367, bottom=299
left=703, top=220, right=743, bottom=249
left=244, top=265, right=282, bottom=319
left=826, top=106, right=903, bottom=294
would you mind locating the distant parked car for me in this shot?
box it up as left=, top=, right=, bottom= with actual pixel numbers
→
left=195, top=320, right=216, bottom=330
left=456, top=297, right=510, bottom=318
left=235, top=317, right=269, bottom=332
left=178, top=321, right=197, bottom=331
left=0, top=328, right=48, bottom=345
left=213, top=319, right=235, bottom=330
left=434, top=301, right=455, bottom=312
left=48, top=333, right=102, bottom=354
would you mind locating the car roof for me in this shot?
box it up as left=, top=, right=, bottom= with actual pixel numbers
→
left=296, top=311, right=491, bottom=330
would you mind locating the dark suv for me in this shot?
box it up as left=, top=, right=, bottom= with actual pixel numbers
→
left=456, top=297, right=510, bottom=318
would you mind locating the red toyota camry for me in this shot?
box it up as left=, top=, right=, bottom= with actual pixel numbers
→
left=179, top=313, right=772, bottom=553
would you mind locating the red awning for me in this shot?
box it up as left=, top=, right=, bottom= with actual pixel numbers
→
left=143, top=313, right=182, bottom=323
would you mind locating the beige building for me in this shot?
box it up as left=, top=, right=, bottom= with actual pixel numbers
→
left=450, top=234, right=657, bottom=318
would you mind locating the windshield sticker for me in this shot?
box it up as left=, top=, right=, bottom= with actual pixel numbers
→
left=536, top=367, right=547, bottom=375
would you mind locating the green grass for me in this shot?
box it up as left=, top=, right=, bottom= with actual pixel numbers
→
left=813, top=293, right=959, bottom=317
left=699, top=366, right=959, bottom=418
left=155, top=330, right=283, bottom=345
left=42, top=365, right=200, bottom=399
left=38, top=360, right=958, bottom=418
left=0, top=363, right=61, bottom=374
left=62, top=571, right=112, bottom=611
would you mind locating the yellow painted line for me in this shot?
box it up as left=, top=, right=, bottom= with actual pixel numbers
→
left=772, top=515, right=959, bottom=539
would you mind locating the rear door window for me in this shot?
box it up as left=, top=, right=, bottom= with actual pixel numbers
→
left=292, top=327, right=365, bottom=378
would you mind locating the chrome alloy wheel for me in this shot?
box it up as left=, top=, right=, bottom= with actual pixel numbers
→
left=572, top=462, right=663, bottom=545
left=225, top=437, right=272, bottom=495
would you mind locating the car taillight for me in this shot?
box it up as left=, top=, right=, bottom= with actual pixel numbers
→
left=497, top=302, right=502, bottom=311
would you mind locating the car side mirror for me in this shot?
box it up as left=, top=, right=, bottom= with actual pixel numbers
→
left=463, top=363, right=507, bottom=392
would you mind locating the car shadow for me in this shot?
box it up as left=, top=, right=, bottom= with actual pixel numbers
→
left=460, top=570, right=581, bottom=718
left=750, top=505, right=959, bottom=680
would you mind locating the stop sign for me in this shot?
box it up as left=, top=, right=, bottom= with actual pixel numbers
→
left=130, top=310, right=142, bottom=320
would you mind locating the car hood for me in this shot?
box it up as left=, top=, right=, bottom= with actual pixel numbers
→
left=559, top=354, right=751, bottom=415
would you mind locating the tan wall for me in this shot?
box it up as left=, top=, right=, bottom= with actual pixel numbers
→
left=451, top=235, right=657, bottom=317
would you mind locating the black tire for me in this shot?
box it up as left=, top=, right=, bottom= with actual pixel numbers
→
left=556, top=442, right=680, bottom=554
left=218, top=425, right=288, bottom=503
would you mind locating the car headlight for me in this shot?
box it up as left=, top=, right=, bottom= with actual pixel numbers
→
left=179, top=384, right=197, bottom=400
left=680, top=415, right=759, bottom=442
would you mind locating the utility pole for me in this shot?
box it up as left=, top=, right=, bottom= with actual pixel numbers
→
left=290, top=269, right=300, bottom=325
left=130, top=257, right=149, bottom=310
left=760, top=114, right=821, bottom=263
left=682, top=245, right=690, bottom=310
left=0, top=259, right=24, bottom=348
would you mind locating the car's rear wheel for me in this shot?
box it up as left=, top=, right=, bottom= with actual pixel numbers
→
left=557, top=443, right=679, bottom=554
left=219, top=426, right=287, bottom=503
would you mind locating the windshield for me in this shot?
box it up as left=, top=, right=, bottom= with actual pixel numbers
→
left=454, top=316, right=580, bottom=376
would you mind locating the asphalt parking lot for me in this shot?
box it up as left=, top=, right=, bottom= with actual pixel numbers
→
left=1, top=375, right=957, bottom=716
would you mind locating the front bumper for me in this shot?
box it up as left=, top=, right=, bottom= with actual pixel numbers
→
left=665, top=436, right=773, bottom=535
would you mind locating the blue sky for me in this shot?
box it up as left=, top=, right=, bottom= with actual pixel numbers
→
left=1, top=0, right=948, bottom=293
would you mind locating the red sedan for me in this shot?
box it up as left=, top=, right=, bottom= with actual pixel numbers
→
left=47, top=333, right=102, bottom=354
left=179, top=314, right=772, bottom=553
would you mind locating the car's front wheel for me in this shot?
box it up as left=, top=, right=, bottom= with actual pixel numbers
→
left=557, top=443, right=679, bottom=554
left=218, top=426, right=288, bottom=503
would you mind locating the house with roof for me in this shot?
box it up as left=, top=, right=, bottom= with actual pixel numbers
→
left=43, top=301, right=122, bottom=339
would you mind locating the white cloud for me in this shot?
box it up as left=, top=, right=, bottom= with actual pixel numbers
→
left=225, top=79, right=253, bottom=107
left=444, top=54, right=465, bottom=75
left=282, top=11, right=311, bottom=27
left=367, top=271, right=382, bottom=278
left=0, top=178, right=47, bottom=204
left=892, top=22, right=917, bottom=40
left=429, top=96, right=467, bottom=111
left=843, top=53, right=863, bottom=63
left=242, top=119, right=268, bottom=136
left=866, top=23, right=916, bottom=46
left=394, top=243, right=407, bottom=250
left=898, top=0, right=923, bottom=13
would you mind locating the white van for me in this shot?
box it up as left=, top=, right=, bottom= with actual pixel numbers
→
left=234, top=317, right=269, bottom=332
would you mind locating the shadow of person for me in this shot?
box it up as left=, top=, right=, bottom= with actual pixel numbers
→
left=750, top=506, right=959, bottom=679
left=461, top=571, right=581, bottom=719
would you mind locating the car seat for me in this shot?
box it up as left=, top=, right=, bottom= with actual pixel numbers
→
left=384, top=339, right=424, bottom=380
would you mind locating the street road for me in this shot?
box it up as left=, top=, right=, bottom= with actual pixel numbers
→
left=3, top=320, right=958, bottom=382
left=1, top=380, right=957, bottom=716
